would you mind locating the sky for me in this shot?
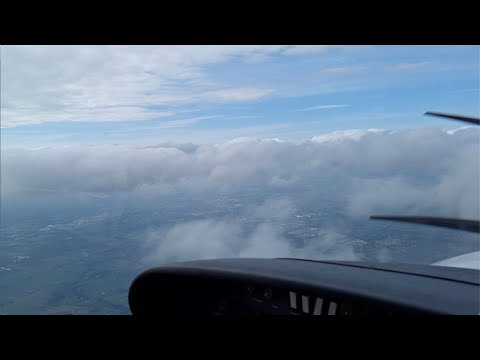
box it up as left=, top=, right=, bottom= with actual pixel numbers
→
left=1, top=45, right=479, bottom=316
left=1, top=45, right=479, bottom=268
left=1, top=45, right=479, bottom=148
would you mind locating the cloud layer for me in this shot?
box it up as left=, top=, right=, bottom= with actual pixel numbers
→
left=2, top=125, right=479, bottom=265
left=142, top=198, right=358, bottom=264
left=2, top=45, right=345, bottom=127
left=3, top=126, right=479, bottom=220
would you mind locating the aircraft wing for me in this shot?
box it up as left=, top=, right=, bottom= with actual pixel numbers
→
left=370, top=215, right=480, bottom=233
left=424, top=111, right=480, bottom=125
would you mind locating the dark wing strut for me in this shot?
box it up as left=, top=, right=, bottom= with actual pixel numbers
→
left=370, top=215, right=480, bottom=233
left=424, top=111, right=480, bottom=125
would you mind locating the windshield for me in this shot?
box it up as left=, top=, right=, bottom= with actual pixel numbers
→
left=1, top=45, right=479, bottom=314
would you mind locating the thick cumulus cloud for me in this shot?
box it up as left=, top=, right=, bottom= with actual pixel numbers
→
left=142, top=198, right=358, bottom=264
left=3, top=127, right=479, bottom=218
left=2, top=126, right=478, bottom=263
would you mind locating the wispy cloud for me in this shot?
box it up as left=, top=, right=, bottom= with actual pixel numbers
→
left=449, top=88, right=479, bottom=94
left=222, top=115, right=263, bottom=120
left=281, top=45, right=338, bottom=55
left=0, top=107, right=176, bottom=128
left=1, top=46, right=336, bottom=128
left=104, top=115, right=225, bottom=134
left=386, top=61, right=433, bottom=72
left=320, top=66, right=367, bottom=75
left=154, top=115, right=224, bottom=129
left=291, top=104, right=350, bottom=112
left=2, top=46, right=475, bottom=131
left=202, top=87, right=273, bottom=102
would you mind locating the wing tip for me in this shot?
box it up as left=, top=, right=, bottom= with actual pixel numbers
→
left=424, top=111, right=480, bottom=125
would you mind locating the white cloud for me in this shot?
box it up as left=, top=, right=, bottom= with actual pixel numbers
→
left=1, top=45, right=343, bottom=128
left=311, top=128, right=386, bottom=143
left=222, top=115, right=262, bottom=120
left=282, top=45, right=339, bottom=55
left=2, top=126, right=478, bottom=220
left=320, top=66, right=367, bottom=75
left=201, top=87, right=273, bottom=102
left=0, top=106, right=175, bottom=128
left=291, top=104, right=350, bottom=112
left=142, top=198, right=359, bottom=264
left=2, top=126, right=478, bottom=265
left=105, top=115, right=225, bottom=132
left=450, top=88, right=479, bottom=94
left=386, top=61, right=433, bottom=72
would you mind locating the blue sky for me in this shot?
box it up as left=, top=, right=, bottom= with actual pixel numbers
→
left=1, top=45, right=478, bottom=147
